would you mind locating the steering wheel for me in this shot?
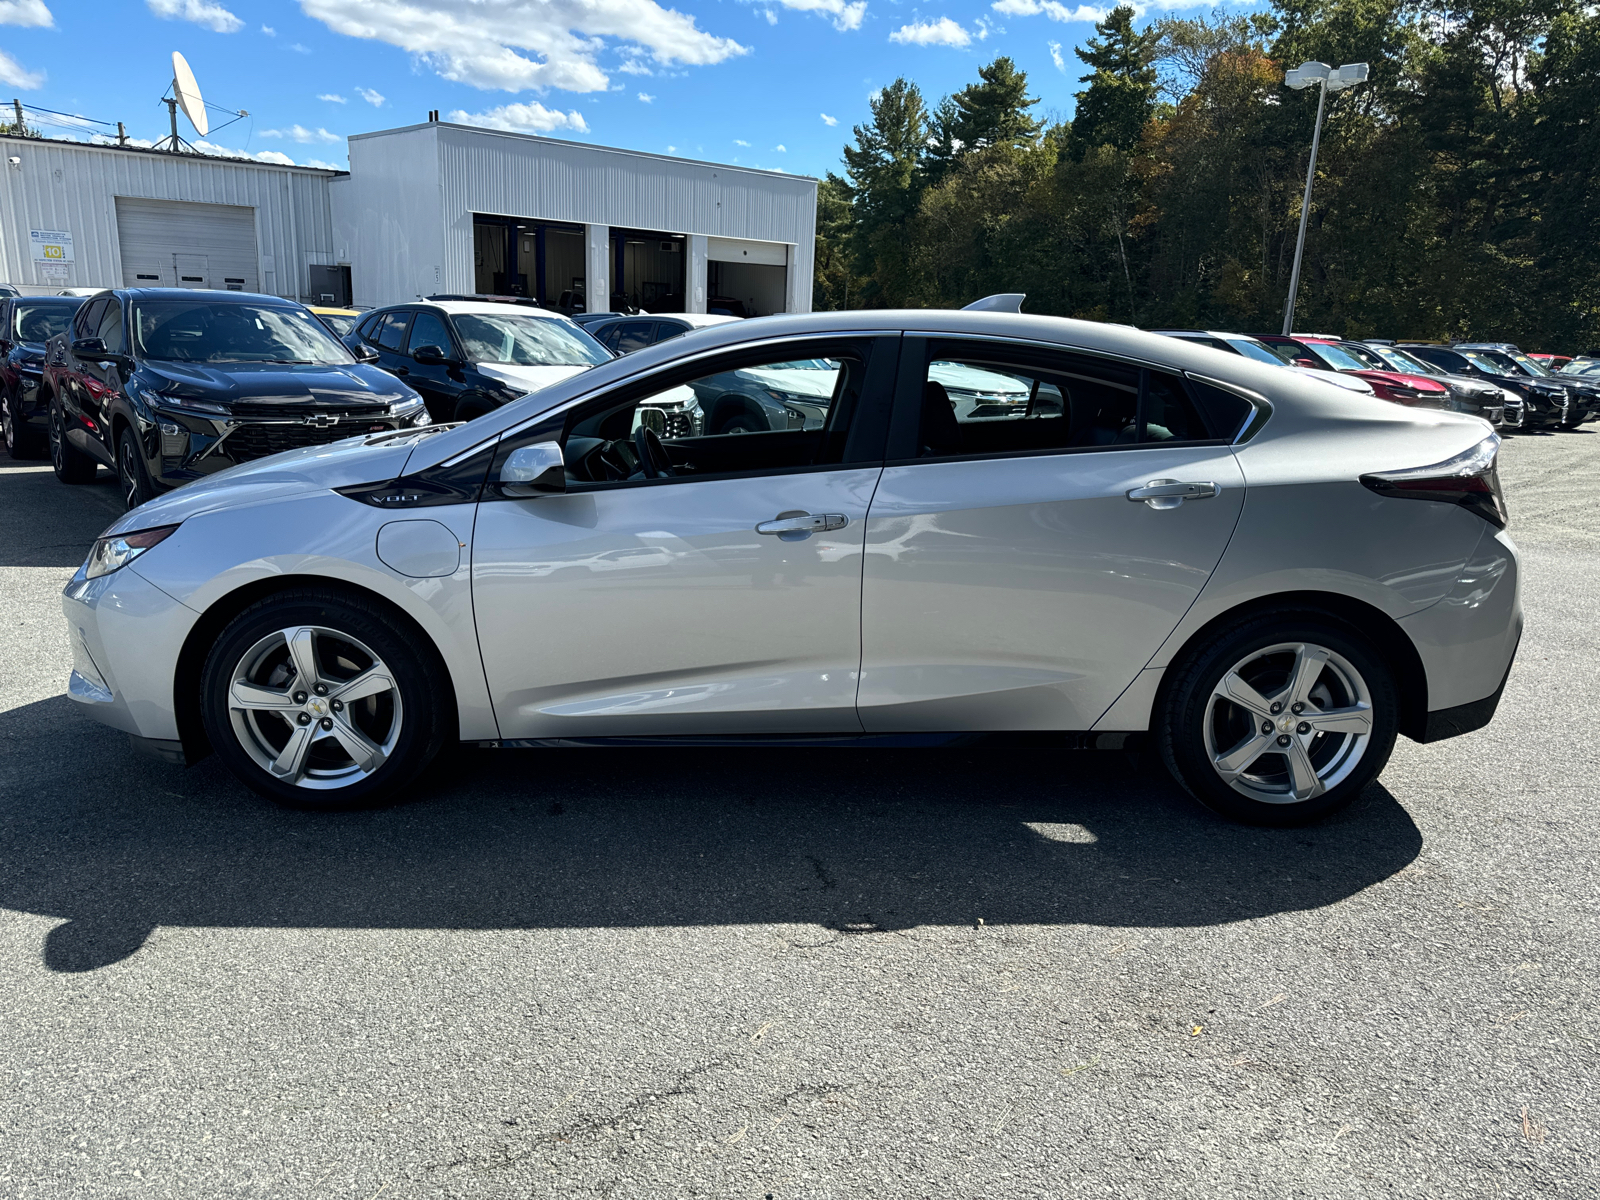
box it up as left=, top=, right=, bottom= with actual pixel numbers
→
left=632, top=425, right=674, bottom=479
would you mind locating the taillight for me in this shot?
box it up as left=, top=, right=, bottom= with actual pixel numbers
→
left=1359, top=434, right=1508, bottom=528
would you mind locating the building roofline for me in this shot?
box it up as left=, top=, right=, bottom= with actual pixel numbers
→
left=347, top=122, right=817, bottom=186
left=0, top=133, right=346, bottom=176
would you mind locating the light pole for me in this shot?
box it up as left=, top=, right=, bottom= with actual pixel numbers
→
left=1281, top=61, right=1368, bottom=335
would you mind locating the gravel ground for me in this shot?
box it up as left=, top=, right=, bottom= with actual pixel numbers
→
left=0, top=430, right=1595, bottom=1199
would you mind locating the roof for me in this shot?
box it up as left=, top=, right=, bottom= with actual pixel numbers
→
left=413, top=299, right=573, bottom=320
left=0, top=132, right=344, bottom=176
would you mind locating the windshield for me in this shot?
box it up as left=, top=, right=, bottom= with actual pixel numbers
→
left=1223, top=337, right=1292, bottom=366
left=453, top=313, right=611, bottom=367
left=1507, top=352, right=1552, bottom=376
left=12, top=302, right=79, bottom=343
left=133, top=301, right=355, bottom=365
left=1371, top=345, right=1441, bottom=375
left=316, top=312, right=357, bottom=337
left=1560, top=359, right=1600, bottom=375
left=1460, top=349, right=1511, bottom=374
left=1304, top=342, right=1370, bottom=371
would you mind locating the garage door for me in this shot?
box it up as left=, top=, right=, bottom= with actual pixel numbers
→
left=115, top=197, right=259, bottom=292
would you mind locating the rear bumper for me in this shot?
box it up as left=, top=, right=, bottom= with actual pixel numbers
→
left=1418, top=651, right=1516, bottom=743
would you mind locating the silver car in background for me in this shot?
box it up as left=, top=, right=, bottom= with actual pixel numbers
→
left=62, top=307, right=1521, bottom=826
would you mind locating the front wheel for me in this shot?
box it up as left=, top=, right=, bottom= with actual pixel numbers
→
left=118, top=426, right=156, bottom=510
left=1157, top=615, right=1399, bottom=826
left=200, top=590, right=452, bottom=809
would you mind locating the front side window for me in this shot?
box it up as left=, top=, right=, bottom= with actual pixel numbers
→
left=454, top=313, right=611, bottom=367
left=13, top=302, right=78, bottom=343
left=96, top=300, right=125, bottom=354
left=406, top=310, right=453, bottom=355
left=528, top=343, right=873, bottom=490
left=611, top=321, right=656, bottom=354
left=908, top=342, right=1226, bottom=461
left=132, top=301, right=356, bottom=365
left=74, top=299, right=104, bottom=342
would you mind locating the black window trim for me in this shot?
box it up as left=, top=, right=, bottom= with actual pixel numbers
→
left=881, top=333, right=1241, bottom=468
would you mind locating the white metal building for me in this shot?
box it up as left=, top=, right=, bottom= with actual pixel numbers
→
left=0, top=134, right=339, bottom=298
left=332, top=122, right=817, bottom=316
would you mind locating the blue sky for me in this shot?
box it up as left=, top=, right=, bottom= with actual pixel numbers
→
left=0, top=0, right=1201, bottom=178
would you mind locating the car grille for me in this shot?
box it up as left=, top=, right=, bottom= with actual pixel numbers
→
left=224, top=419, right=394, bottom=462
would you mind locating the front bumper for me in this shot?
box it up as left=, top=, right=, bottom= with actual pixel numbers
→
left=62, top=562, right=200, bottom=742
left=1396, top=526, right=1522, bottom=741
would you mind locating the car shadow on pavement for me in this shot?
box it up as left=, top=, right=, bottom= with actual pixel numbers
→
left=0, top=456, right=123, bottom=568
left=0, top=695, right=1422, bottom=973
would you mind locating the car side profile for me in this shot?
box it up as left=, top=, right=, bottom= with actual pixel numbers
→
left=41, top=289, right=432, bottom=509
left=63, top=308, right=1521, bottom=827
left=345, top=299, right=612, bottom=424
left=587, top=312, right=739, bottom=355
left=1151, top=329, right=1379, bottom=396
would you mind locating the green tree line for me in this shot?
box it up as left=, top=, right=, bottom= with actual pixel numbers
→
left=813, top=0, right=1600, bottom=350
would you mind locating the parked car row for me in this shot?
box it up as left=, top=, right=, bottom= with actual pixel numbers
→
left=1150, top=328, right=1600, bottom=432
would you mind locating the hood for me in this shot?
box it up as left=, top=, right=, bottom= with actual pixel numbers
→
left=139, top=360, right=416, bottom=407
left=476, top=362, right=592, bottom=394
left=735, top=364, right=841, bottom=400
left=100, top=427, right=444, bottom=537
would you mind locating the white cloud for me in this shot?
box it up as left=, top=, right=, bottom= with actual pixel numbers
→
left=734, top=138, right=750, bottom=146
left=1048, top=39, right=1064, bottom=70
left=746, top=0, right=865, bottom=32
left=763, top=7, right=776, bottom=22
left=298, top=0, right=748, bottom=95
left=0, top=48, right=43, bottom=88
left=261, top=124, right=343, bottom=143
left=356, top=86, right=386, bottom=106
left=991, top=0, right=1108, bottom=22
left=666, top=144, right=676, bottom=152
left=774, top=143, right=786, bottom=151
left=0, top=0, right=52, bottom=27
left=318, top=92, right=348, bottom=102
left=446, top=102, right=589, bottom=134
left=820, top=112, right=838, bottom=126
left=261, top=23, right=275, bottom=34
left=302, top=158, right=345, bottom=169
left=638, top=91, right=655, bottom=102
left=288, top=42, right=311, bottom=52
left=889, top=16, right=970, bottom=46
left=146, top=0, right=244, bottom=34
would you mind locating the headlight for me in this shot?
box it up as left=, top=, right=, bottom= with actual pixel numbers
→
left=152, top=394, right=229, bottom=418
left=84, top=525, right=180, bottom=579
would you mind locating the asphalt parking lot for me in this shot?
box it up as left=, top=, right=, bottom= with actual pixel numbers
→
left=1, top=431, right=1596, bottom=1199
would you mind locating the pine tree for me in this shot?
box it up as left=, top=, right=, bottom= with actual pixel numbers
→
left=840, top=78, right=930, bottom=304
left=924, top=56, right=1043, bottom=184
left=1073, top=5, right=1159, bottom=152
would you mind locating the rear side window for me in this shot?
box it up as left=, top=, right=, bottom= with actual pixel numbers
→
left=376, top=311, right=411, bottom=352
left=907, top=340, right=1219, bottom=461
left=654, top=322, right=690, bottom=344
left=612, top=320, right=655, bottom=353
left=96, top=300, right=125, bottom=354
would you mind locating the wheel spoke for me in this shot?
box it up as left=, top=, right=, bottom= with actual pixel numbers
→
left=1213, top=730, right=1275, bottom=779
left=1284, top=644, right=1330, bottom=707
left=282, top=627, right=320, bottom=691
left=269, top=724, right=315, bottom=781
left=1303, top=703, right=1372, bottom=735
left=1284, top=740, right=1325, bottom=801
left=1215, top=671, right=1275, bottom=719
left=330, top=667, right=394, bottom=705
left=328, top=714, right=385, bottom=774
left=230, top=680, right=297, bottom=712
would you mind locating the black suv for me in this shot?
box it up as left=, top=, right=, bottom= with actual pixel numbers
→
left=1453, top=342, right=1598, bottom=428
left=1, top=293, right=84, bottom=458
left=1400, top=344, right=1572, bottom=430
left=43, top=289, right=430, bottom=509
left=344, top=299, right=611, bottom=424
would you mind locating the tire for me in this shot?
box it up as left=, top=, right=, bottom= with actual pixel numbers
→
left=200, top=589, right=453, bottom=809
left=117, top=425, right=156, bottom=510
left=48, top=396, right=97, bottom=483
left=716, top=410, right=764, bottom=435
left=2, top=388, right=42, bottom=459
left=1156, top=614, right=1399, bottom=827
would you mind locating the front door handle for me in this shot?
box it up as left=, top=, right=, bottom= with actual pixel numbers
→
left=756, top=510, right=849, bottom=540
left=392, top=365, right=409, bottom=376
left=1126, top=479, right=1219, bottom=509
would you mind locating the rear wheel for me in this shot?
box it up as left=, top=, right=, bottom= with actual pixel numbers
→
left=48, top=396, right=97, bottom=483
left=200, top=590, right=452, bottom=809
left=716, top=409, right=764, bottom=434
left=1157, top=615, right=1398, bottom=826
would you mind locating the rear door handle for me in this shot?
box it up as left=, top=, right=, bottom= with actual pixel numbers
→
left=756, top=510, right=848, bottom=539
left=1126, top=479, right=1218, bottom=509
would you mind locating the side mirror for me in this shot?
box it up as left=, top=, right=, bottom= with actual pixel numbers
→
left=72, top=337, right=108, bottom=357
left=353, top=344, right=380, bottom=363
left=500, top=441, right=566, bottom=497
left=412, top=344, right=447, bottom=365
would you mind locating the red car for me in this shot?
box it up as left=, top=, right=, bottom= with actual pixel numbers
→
left=1528, top=353, right=1572, bottom=370
left=1257, top=335, right=1452, bottom=408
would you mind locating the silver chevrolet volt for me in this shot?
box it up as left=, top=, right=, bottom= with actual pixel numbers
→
left=62, top=307, right=1521, bottom=825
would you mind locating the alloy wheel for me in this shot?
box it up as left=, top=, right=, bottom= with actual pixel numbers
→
left=118, top=440, right=142, bottom=509
left=227, top=625, right=404, bottom=790
left=1, top=393, right=13, bottom=453
left=48, top=403, right=63, bottom=471
left=1203, top=641, right=1374, bottom=805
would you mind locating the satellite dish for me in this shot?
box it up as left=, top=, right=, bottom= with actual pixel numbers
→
left=172, top=51, right=208, bottom=137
